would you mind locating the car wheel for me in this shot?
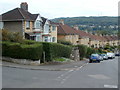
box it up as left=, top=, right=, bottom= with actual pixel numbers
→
left=89, top=61, right=92, bottom=63
left=98, top=61, right=100, bottom=63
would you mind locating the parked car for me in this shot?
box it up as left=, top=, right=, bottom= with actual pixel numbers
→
left=107, top=52, right=115, bottom=59
left=98, top=54, right=104, bottom=61
left=89, top=54, right=101, bottom=63
left=100, top=54, right=108, bottom=60
left=115, top=51, right=120, bottom=56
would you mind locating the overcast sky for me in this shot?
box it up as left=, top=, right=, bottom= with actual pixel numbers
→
left=0, top=0, right=119, bottom=19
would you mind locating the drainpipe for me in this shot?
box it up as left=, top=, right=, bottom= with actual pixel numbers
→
left=22, top=20, right=25, bottom=39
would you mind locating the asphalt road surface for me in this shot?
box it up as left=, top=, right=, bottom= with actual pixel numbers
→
left=2, top=57, right=118, bottom=88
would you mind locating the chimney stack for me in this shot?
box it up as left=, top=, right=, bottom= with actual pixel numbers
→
left=59, top=19, right=64, bottom=25
left=20, top=2, right=28, bottom=11
left=73, top=25, right=79, bottom=30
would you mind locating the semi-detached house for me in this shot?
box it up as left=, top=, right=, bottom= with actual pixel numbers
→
left=1, top=2, right=57, bottom=43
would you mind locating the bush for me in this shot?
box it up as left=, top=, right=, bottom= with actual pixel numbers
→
left=86, top=47, right=96, bottom=58
left=42, top=42, right=72, bottom=62
left=57, top=40, right=72, bottom=45
left=21, top=40, right=41, bottom=45
left=2, top=30, right=23, bottom=43
left=2, top=41, right=43, bottom=60
left=77, top=45, right=87, bottom=60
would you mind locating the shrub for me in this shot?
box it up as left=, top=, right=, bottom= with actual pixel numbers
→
left=2, top=30, right=23, bottom=43
left=57, top=40, right=72, bottom=45
left=21, top=40, right=41, bottom=45
left=77, top=45, right=87, bottom=60
left=2, top=41, right=43, bottom=60
left=42, top=42, right=72, bottom=62
left=86, top=47, right=95, bottom=58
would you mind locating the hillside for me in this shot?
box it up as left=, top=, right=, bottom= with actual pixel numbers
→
left=52, top=16, right=118, bottom=35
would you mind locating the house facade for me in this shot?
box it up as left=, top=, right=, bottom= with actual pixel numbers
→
left=57, top=20, right=119, bottom=48
left=1, top=2, right=57, bottom=43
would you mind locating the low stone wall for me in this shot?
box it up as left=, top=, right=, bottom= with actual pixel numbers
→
left=70, top=47, right=80, bottom=61
left=1, top=57, right=41, bottom=65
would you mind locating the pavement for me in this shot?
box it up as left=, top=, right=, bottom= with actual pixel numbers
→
left=1, top=59, right=89, bottom=71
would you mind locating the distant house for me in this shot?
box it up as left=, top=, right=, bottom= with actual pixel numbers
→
left=104, top=35, right=119, bottom=46
left=1, top=2, right=57, bottom=42
left=73, top=25, right=90, bottom=47
left=57, top=20, right=79, bottom=45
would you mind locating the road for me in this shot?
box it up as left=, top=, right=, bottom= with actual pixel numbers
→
left=2, top=57, right=118, bottom=88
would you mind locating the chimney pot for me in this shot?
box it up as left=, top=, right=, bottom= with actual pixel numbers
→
left=73, top=25, right=79, bottom=30
left=59, top=19, right=64, bottom=25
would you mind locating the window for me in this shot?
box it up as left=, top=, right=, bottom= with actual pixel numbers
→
left=36, top=35, right=41, bottom=41
left=26, top=21, right=30, bottom=29
left=44, top=24, right=49, bottom=33
left=52, top=26, right=56, bottom=31
left=52, top=37, right=56, bottom=42
left=34, top=20, right=41, bottom=29
left=44, top=36, right=48, bottom=42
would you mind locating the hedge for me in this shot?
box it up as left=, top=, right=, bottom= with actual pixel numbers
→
left=77, top=45, right=88, bottom=60
left=86, top=47, right=98, bottom=58
left=57, top=40, right=72, bottom=45
left=2, top=41, right=43, bottom=60
left=42, top=42, right=72, bottom=62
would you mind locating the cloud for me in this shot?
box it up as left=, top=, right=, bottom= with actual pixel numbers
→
left=0, top=0, right=119, bottom=19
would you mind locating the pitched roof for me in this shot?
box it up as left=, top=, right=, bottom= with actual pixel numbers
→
left=74, top=29, right=90, bottom=38
left=41, top=17, right=47, bottom=25
left=2, top=8, right=39, bottom=21
left=57, top=23, right=78, bottom=35
left=103, top=36, right=113, bottom=41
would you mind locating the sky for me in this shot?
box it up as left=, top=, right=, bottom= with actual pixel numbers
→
left=0, top=0, right=119, bottom=19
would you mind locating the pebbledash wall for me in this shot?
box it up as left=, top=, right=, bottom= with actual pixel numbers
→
left=3, top=21, right=23, bottom=35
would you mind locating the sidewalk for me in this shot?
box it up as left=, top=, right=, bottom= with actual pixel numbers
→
left=1, top=59, right=89, bottom=71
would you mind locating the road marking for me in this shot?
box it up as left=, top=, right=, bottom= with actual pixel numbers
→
left=57, top=76, right=61, bottom=79
left=104, top=85, right=118, bottom=88
left=57, top=62, right=89, bottom=84
left=78, top=66, right=83, bottom=69
left=88, top=74, right=110, bottom=79
left=74, top=66, right=78, bottom=68
left=68, top=69, right=74, bottom=72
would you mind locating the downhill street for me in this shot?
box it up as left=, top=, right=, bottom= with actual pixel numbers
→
left=2, top=57, right=118, bottom=88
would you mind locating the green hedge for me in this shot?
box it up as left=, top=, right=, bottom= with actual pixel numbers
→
left=57, top=40, right=72, bottom=45
left=77, top=45, right=87, bottom=60
left=42, top=42, right=72, bottom=62
left=21, top=40, right=41, bottom=45
left=86, top=47, right=96, bottom=58
left=2, top=41, right=43, bottom=60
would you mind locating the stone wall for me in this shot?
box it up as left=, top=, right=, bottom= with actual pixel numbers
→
left=70, top=47, right=80, bottom=61
left=2, top=57, right=41, bottom=65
